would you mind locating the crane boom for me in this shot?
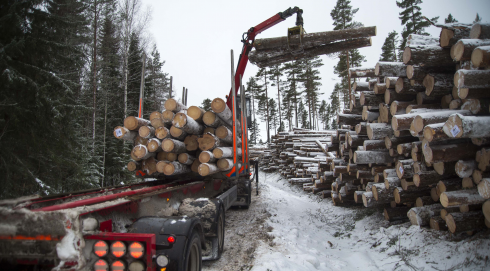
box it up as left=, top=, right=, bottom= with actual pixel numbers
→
left=225, top=7, right=303, bottom=109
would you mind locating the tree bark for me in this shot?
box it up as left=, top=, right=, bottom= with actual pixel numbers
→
left=444, top=114, right=490, bottom=139
left=162, top=138, right=188, bottom=153
left=375, top=62, right=407, bottom=77
left=407, top=204, right=444, bottom=226
left=403, top=46, right=454, bottom=67
left=454, top=70, right=490, bottom=89
left=446, top=211, right=486, bottom=233
left=124, top=116, right=151, bottom=131
left=440, top=189, right=486, bottom=207
left=172, top=113, right=204, bottom=135
left=169, top=126, right=188, bottom=141
left=354, top=151, right=395, bottom=164
left=164, top=98, right=187, bottom=112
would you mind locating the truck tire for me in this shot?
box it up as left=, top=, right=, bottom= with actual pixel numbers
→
left=184, top=231, right=202, bottom=271
left=217, top=208, right=225, bottom=256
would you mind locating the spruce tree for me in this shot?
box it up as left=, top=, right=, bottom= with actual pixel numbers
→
left=299, top=57, right=323, bottom=130
left=126, top=33, right=143, bottom=117
left=246, top=76, right=261, bottom=137
left=249, top=119, right=260, bottom=145
left=396, top=0, right=439, bottom=57
left=267, top=64, right=284, bottom=132
left=201, top=98, right=212, bottom=111
left=445, top=14, right=458, bottom=24
left=473, top=13, right=482, bottom=24
left=380, top=31, right=399, bottom=62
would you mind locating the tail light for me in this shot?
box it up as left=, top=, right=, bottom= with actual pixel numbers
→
left=110, top=260, right=126, bottom=271
left=128, top=242, right=145, bottom=258
left=167, top=236, right=176, bottom=244
left=110, top=241, right=127, bottom=258
left=94, top=240, right=109, bottom=257
left=94, top=259, right=109, bottom=271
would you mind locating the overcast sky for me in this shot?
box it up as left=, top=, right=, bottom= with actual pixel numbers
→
left=142, top=0, right=489, bottom=140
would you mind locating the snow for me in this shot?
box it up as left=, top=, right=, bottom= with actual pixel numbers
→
left=35, top=178, right=53, bottom=195
left=204, top=171, right=490, bottom=271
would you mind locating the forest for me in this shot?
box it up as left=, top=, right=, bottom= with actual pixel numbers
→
left=0, top=0, right=482, bottom=199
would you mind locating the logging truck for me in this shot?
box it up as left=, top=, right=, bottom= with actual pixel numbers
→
left=0, top=6, right=308, bottom=271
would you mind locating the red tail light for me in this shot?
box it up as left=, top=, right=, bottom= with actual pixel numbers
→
left=129, top=241, right=145, bottom=258
left=110, top=260, right=126, bottom=271
left=110, top=241, right=127, bottom=258
left=94, top=259, right=109, bottom=271
left=167, top=236, right=175, bottom=244
left=93, top=240, right=108, bottom=257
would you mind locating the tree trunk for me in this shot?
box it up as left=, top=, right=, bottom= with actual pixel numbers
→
left=164, top=98, right=187, bottom=112
left=162, top=138, right=188, bottom=153
left=375, top=62, right=407, bottom=77
left=124, top=116, right=151, bottom=131
left=163, top=161, right=191, bottom=176
left=147, top=138, right=162, bottom=153
left=471, top=45, right=490, bottom=68
left=187, top=106, right=206, bottom=123
left=446, top=211, right=486, bottom=233
left=172, top=113, right=204, bottom=135
left=453, top=39, right=490, bottom=61
left=367, top=123, right=393, bottom=140
left=169, top=126, right=188, bottom=141
left=440, top=189, right=486, bottom=207
left=413, top=110, right=471, bottom=133
left=407, top=204, right=444, bottom=226
left=403, top=46, right=453, bottom=67
left=114, top=126, right=137, bottom=142
left=354, top=151, right=394, bottom=164
left=454, top=70, right=490, bottom=89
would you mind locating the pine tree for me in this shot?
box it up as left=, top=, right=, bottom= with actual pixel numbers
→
left=268, top=98, right=278, bottom=134
left=268, top=64, right=284, bottom=132
left=330, top=83, right=342, bottom=115
left=246, top=76, right=261, bottom=136
left=282, top=60, right=303, bottom=128
left=380, top=31, right=399, bottom=62
left=145, top=45, right=169, bottom=118
left=255, top=68, right=271, bottom=142
left=330, top=0, right=366, bottom=112
left=299, top=57, right=323, bottom=130
left=396, top=0, right=439, bottom=57
left=249, top=119, right=260, bottom=145
left=201, top=98, right=212, bottom=111
left=473, top=13, right=482, bottom=24
left=445, top=13, right=458, bottom=24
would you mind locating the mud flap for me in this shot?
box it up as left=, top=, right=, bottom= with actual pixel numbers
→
left=232, top=179, right=252, bottom=208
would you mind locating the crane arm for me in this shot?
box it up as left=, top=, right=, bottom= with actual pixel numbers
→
left=225, top=6, right=303, bottom=108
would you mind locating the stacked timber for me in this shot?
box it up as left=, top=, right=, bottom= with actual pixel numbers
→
left=115, top=97, right=248, bottom=180
left=261, top=22, right=490, bottom=234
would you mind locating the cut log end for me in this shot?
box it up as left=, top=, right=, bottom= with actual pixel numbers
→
left=187, top=106, right=204, bottom=121
left=173, top=113, right=188, bottom=128
left=162, top=139, right=175, bottom=152
left=213, top=148, right=224, bottom=158
left=402, top=47, right=412, bottom=64
left=211, top=98, right=227, bottom=113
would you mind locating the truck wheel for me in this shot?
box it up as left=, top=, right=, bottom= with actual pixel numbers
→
left=184, top=231, right=202, bottom=271
left=217, top=209, right=225, bottom=256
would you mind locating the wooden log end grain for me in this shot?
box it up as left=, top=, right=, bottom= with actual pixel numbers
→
left=187, top=106, right=205, bottom=121
left=155, top=126, right=170, bottom=140
left=162, top=110, right=175, bottom=122
left=124, top=116, right=150, bottom=131
left=199, top=151, right=213, bottom=163
left=139, top=126, right=154, bottom=138
left=445, top=211, right=486, bottom=233
left=156, top=160, right=168, bottom=173
left=211, top=98, right=228, bottom=114
left=164, top=98, right=186, bottom=112
left=127, top=161, right=140, bottom=172
left=170, top=126, right=187, bottom=140
left=172, top=113, right=188, bottom=128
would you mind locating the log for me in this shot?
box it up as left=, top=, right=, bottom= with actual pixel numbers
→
left=162, top=138, right=188, bottom=153
left=439, top=23, right=472, bottom=48
left=443, top=114, right=490, bottom=139
left=213, top=147, right=242, bottom=159
left=187, top=106, right=205, bottom=123
left=169, top=126, right=188, bottom=141
left=150, top=111, right=167, bottom=128
left=446, top=212, right=486, bottom=233
left=211, top=98, right=233, bottom=126
left=155, top=126, right=171, bottom=140
left=403, top=46, right=454, bottom=67
left=198, top=133, right=228, bottom=151
left=415, top=196, right=436, bottom=207
left=164, top=98, right=187, bottom=112
left=203, top=111, right=229, bottom=128
left=406, top=104, right=441, bottom=114
left=253, top=26, right=377, bottom=50
left=430, top=216, right=448, bottom=231
left=395, top=78, right=424, bottom=94
left=216, top=126, right=241, bottom=145
left=162, top=161, right=191, bottom=176
left=355, top=122, right=367, bottom=135
left=440, top=189, right=486, bottom=207
left=367, top=123, right=393, bottom=140
left=477, top=179, right=490, bottom=199
left=455, top=160, right=477, bottom=178
left=147, top=138, right=162, bottom=153
left=250, top=37, right=373, bottom=68
left=423, top=73, right=453, bottom=96
left=390, top=101, right=411, bottom=116
left=199, top=151, right=216, bottom=163
left=353, top=81, right=370, bottom=92
left=198, top=163, right=220, bottom=176
left=385, top=89, right=416, bottom=105
left=161, top=110, right=176, bottom=123
left=132, top=145, right=155, bottom=160
left=423, top=142, right=478, bottom=163
left=470, top=23, right=490, bottom=39
left=142, top=157, right=158, bottom=175
left=413, top=170, right=454, bottom=187
left=178, top=153, right=195, bottom=165
left=184, top=135, right=200, bottom=151
left=454, top=70, right=490, bottom=89
left=127, top=161, right=141, bottom=172
left=375, top=62, right=406, bottom=77
left=354, top=151, right=395, bottom=164
left=337, top=114, right=362, bottom=126
left=393, top=186, right=431, bottom=204
left=432, top=161, right=456, bottom=176
left=138, top=126, right=155, bottom=139
left=384, top=207, right=411, bottom=222
left=373, top=83, right=387, bottom=94
left=391, top=113, right=418, bottom=131
left=407, top=204, right=444, bottom=226
left=406, top=65, right=455, bottom=81
left=484, top=200, right=490, bottom=222
left=114, top=126, right=137, bottom=142
left=124, top=116, right=151, bottom=131
left=456, top=86, right=490, bottom=100
left=385, top=136, right=417, bottom=150
left=452, top=39, right=490, bottom=61
left=423, top=123, right=448, bottom=142
left=413, top=110, right=471, bottom=133
left=471, top=45, right=490, bottom=68
left=460, top=99, right=490, bottom=115
left=172, top=113, right=204, bottom=135
left=349, top=67, right=376, bottom=78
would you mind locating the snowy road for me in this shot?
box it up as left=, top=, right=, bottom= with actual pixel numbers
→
left=204, top=171, right=490, bottom=271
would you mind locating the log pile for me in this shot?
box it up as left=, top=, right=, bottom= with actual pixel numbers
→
left=115, top=98, right=251, bottom=179
left=261, top=22, right=490, bottom=234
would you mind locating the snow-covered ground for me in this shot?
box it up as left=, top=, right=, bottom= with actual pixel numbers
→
left=204, top=171, right=490, bottom=271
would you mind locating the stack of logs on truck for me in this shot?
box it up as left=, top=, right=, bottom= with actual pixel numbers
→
left=113, top=97, right=259, bottom=179
left=263, top=22, right=490, bottom=235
